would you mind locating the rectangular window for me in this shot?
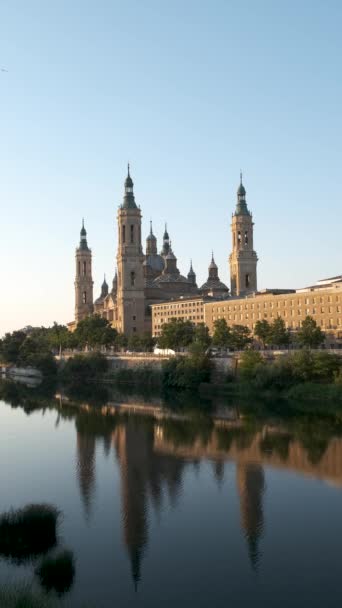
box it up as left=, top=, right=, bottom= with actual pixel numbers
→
left=122, top=225, right=126, bottom=243
left=130, top=225, right=134, bottom=243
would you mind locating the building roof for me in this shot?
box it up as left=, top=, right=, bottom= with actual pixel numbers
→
left=200, top=278, right=229, bottom=292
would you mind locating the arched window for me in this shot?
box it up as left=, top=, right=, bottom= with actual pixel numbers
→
left=78, top=261, right=81, bottom=276
left=83, top=261, right=86, bottom=275
left=237, top=232, right=241, bottom=247
left=130, top=271, right=135, bottom=287
left=245, top=274, right=250, bottom=288
left=130, top=225, right=134, bottom=243
left=82, top=291, right=87, bottom=304
left=122, top=225, right=126, bottom=244
left=244, top=231, right=248, bottom=245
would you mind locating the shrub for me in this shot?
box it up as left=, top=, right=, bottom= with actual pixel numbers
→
left=238, top=351, right=265, bottom=380
left=23, top=353, right=57, bottom=376
left=162, top=354, right=212, bottom=390
left=291, top=350, right=341, bottom=383
left=61, top=353, right=108, bottom=382
left=36, top=550, right=75, bottom=594
left=0, top=504, right=59, bottom=563
left=253, top=356, right=294, bottom=389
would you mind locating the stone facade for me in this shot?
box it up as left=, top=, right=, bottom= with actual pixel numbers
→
left=74, top=221, right=94, bottom=323
left=229, top=174, right=258, bottom=296
left=203, top=279, right=342, bottom=346
left=74, top=167, right=214, bottom=334
left=152, top=296, right=207, bottom=338
left=73, top=168, right=341, bottom=345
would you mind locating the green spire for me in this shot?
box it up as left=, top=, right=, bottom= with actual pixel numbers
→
left=79, top=219, right=89, bottom=250
left=122, top=164, right=138, bottom=209
left=235, top=172, right=250, bottom=215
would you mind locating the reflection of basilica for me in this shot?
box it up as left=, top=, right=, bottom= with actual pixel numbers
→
left=236, top=464, right=265, bottom=570
left=73, top=411, right=342, bottom=585
left=76, top=432, right=96, bottom=519
left=112, top=419, right=186, bottom=587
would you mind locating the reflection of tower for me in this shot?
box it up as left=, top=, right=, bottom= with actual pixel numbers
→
left=236, top=463, right=265, bottom=570
left=113, top=419, right=186, bottom=589
left=114, top=421, right=149, bottom=590
left=76, top=432, right=96, bottom=520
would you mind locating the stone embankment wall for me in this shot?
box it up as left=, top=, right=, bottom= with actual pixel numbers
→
left=0, top=365, right=43, bottom=379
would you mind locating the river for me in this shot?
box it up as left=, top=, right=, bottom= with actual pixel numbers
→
left=0, top=379, right=342, bottom=607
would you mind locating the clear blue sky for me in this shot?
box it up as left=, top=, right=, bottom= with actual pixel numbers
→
left=1, top=0, right=341, bottom=336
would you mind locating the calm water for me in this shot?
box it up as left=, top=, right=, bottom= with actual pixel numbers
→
left=1, top=380, right=342, bottom=607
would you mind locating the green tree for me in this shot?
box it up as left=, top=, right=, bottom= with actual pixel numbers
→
left=269, top=316, right=290, bottom=348
left=139, top=332, right=156, bottom=352
left=193, top=323, right=211, bottom=350
left=158, top=319, right=195, bottom=351
left=0, top=331, right=27, bottom=363
left=212, top=319, right=232, bottom=348
left=73, top=315, right=117, bottom=349
left=46, top=323, right=71, bottom=351
left=296, top=316, right=325, bottom=348
left=239, top=350, right=265, bottom=380
left=127, top=334, right=143, bottom=352
left=254, top=319, right=271, bottom=348
left=115, top=333, right=128, bottom=350
left=231, top=325, right=252, bottom=350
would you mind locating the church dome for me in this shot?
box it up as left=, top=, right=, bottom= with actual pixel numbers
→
left=145, top=253, right=165, bottom=272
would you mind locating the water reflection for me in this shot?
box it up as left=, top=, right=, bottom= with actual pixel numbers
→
left=1, top=378, right=342, bottom=594
left=237, top=464, right=265, bottom=570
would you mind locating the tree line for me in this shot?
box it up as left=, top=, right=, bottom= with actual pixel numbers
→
left=0, top=313, right=327, bottom=374
left=157, top=315, right=325, bottom=351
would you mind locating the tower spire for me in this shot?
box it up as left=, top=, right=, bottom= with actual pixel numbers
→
left=122, top=165, right=137, bottom=209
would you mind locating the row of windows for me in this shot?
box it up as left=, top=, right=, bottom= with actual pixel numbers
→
left=154, top=301, right=203, bottom=311
left=209, top=295, right=341, bottom=314
left=211, top=316, right=341, bottom=330
left=154, top=315, right=204, bottom=325
left=211, top=307, right=341, bottom=320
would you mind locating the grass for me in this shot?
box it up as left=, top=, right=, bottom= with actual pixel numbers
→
left=35, top=550, right=75, bottom=595
left=0, top=504, right=60, bottom=563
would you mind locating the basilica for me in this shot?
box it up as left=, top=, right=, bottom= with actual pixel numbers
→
left=72, top=166, right=258, bottom=335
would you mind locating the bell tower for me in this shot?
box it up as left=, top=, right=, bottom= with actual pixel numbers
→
left=229, top=174, right=258, bottom=296
left=116, top=165, right=145, bottom=336
left=75, top=220, right=94, bottom=323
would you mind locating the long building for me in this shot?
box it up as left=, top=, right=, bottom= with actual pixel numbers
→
left=151, top=276, right=342, bottom=347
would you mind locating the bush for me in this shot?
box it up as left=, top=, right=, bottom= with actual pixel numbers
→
left=23, top=353, right=58, bottom=376
left=291, top=350, right=341, bottom=383
left=162, top=354, right=212, bottom=390
left=239, top=351, right=265, bottom=380
left=253, top=356, right=294, bottom=390
left=61, top=353, right=108, bottom=383
left=0, top=504, right=59, bottom=563
left=36, top=550, right=75, bottom=594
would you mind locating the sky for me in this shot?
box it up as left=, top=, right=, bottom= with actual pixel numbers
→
left=0, top=0, right=341, bottom=336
